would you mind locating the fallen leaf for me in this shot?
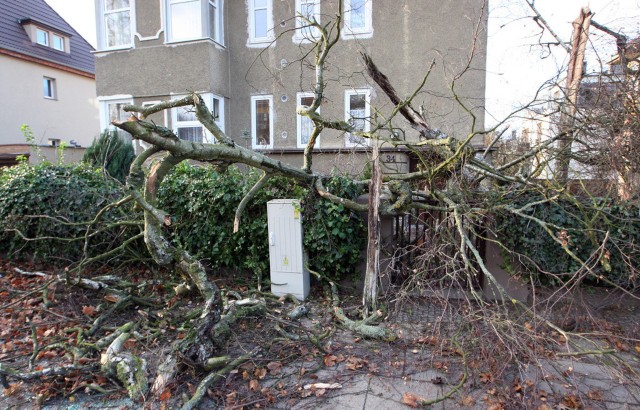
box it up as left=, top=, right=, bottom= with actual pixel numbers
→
left=314, top=388, right=327, bottom=397
left=324, top=354, right=338, bottom=366
left=461, top=395, right=475, bottom=406
left=249, top=379, right=260, bottom=391
left=254, top=367, right=267, bottom=379
left=346, top=356, right=366, bottom=371
left=479, top=372, right=493, bottom=384
left=266, top=361, right=282, bottom=375
left=635, top=344, right=640, bottom=354
left=587, top=389, right=603, bottom=401
left=3, top=383, right=22, bottom=397
left=402, top=392, right=420, bottom=408
left=82, top=305, right=96, bottom=317
left=159, top=389, right=171, bottom=401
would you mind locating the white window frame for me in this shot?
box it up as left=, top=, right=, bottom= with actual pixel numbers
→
left=247, top=0, right=274, bottom=46
left=170, top=93, right=224, bottom=144
left=294, top=0, right=320, bottom=42
left=43, top=77, right=56, bottom=99
left=52, top=33, right=65, bottom=51
left=36, top=28, right=49, bottom=46
left=98, top=95, right=134, bottom=134
left=251, top=95, right=274, bottom=149
left=165, top=0, right=224, bottom=44
left=209, top=0, right=224, bottom=44
left=343, top=0, right=373, bottom=39
left=97, top=0, right=134, bottom=51
left=344, top=88, right=371, bottom=148
left=296, top=92, right=318, bottom=149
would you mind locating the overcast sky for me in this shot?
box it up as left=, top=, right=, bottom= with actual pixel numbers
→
left=44, top=0, right=640, bottom=129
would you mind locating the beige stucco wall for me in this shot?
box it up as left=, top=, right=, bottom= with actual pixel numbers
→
left=0, top=55, right=100, bottom=148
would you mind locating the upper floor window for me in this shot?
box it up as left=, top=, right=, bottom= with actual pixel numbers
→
left=52, top=34, right=65, bottom=51
left=36, top=29, right=48, bottom=46
left=248, top=0, right=273, bottom=46
left=297, top=93, right=318, bottom=148
left=166, top=0, right=223, bottom=43
left=99, top=0, right=133, bottom=49
left=344, top=89, right=370, bottom=147
left=343, top=0, right=372, bottom=38
left=251, top=95, right=273, bottom=149
left=43, top=77, right=56, bottom=99
left=295, top=0, right=320, bottom=42
left=22, top=22, right=69, bottom=52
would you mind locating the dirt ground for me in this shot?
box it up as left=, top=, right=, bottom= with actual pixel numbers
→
left=1, top=257, right=639, bottom=409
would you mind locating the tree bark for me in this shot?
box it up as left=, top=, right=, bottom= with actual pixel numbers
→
left=363, top=141, right=382, bottom=316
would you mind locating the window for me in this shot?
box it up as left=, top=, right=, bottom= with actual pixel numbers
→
left=166, top=0, right=223, bottom=43
left=343, top=0, right=372, bottom=38
left=100, top=0, right=132, bottom=49
left=99, top=97, right=134, bottom=141
left=297, top=93, right=318, bottom=148
left=209, top=0, right=223, bottom=42
left=36, top=29, right=48, bottom=46
left=43, top=77, right=56, bottom=99
left=171, top=94, right=224, bottom=143
left=248, top=0, right=273, bottom=45
left=344, top=89, right=370, bottom=147
left=295, top=0, right=320, bottom=41
left=52, top=34, right=65, bottom=51
left=251, top=95, right=273, bottom=149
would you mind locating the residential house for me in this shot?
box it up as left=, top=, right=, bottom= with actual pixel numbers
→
left=0, top=0, right=100, bottom=165
left=94, top=0, right=487, bottom=174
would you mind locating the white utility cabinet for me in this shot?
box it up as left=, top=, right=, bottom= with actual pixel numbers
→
left=267, top=199, right=309, bottom=300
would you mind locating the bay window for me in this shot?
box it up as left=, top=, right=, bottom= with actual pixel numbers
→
left=166, top=0, right=223, bottom=43
left=171, top=94, right=225, bottom=143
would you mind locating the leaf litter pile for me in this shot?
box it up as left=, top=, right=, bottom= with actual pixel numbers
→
left=2, top=256, right=640, bottom=409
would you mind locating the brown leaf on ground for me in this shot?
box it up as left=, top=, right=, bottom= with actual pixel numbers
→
left=402, top=392, right=420, bottom=408
left=346, top=356, right=366, bottom=371
left=561, top=394, right=581, bottom=409
left=254, top=367, right=267, bottom=379
left=3, top=383, right=22, bottom=397
left=587, top=389, right=603, bottom=401
left=479, top=372, right=493, bottom=384
left=461, top=395, right=475, bottom=406
left=81, top=305, right=96, bottom=317
left=249, top=379, right=260, bottom=391
left=159, top=389, right=171, bottom=401
left=266, top=361, right=282, bottom=375
left=323, top=354, right=338, bottom=367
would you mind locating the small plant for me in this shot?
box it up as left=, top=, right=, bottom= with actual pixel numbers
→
left=83, top=131, right=136, bottom=183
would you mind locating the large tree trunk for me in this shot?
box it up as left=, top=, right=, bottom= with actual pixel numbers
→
left=363, top=141, right=382, bottom=316
left=556, top=7, right=592, bottom=184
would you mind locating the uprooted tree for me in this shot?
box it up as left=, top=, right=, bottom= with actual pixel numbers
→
left=2, top=0, right=639, bottom=407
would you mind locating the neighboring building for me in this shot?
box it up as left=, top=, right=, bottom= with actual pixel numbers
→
left=0, top=0, right=99, bottom=165
left=94, top=0, right=487, bottom=174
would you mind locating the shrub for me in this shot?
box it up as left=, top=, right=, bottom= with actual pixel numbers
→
left=0, top=162, right=132, bottom=262
left=158, top=163, right=366, bottom=280
left=496, top=193, right=640, bottom=287
left=83, top=131, right=135, bottom=183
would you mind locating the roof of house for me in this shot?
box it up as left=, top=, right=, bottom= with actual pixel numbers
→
left=0, top=0, right=95, bottom=76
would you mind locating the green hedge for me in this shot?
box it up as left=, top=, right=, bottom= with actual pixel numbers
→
left=0, top=162, right=130, bottom=261
left=157, top=163, right=366, bottom=280
left=496, top=193, right=640, bottom=287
